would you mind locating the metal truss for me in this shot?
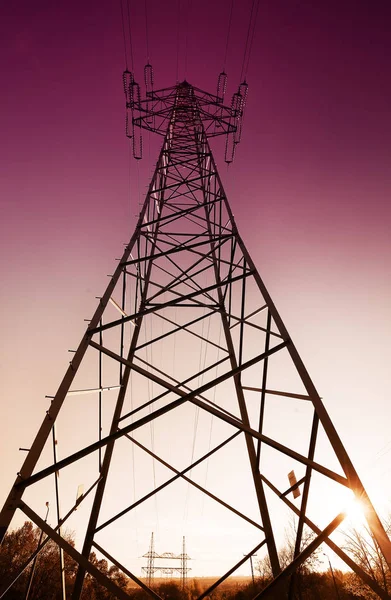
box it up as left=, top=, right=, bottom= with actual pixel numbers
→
left=1, top=78, right=391, bottom=600
left=142, top=533, right=190, bottom=590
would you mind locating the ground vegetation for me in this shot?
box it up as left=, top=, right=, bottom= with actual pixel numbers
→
left=1, top=519, right=391, bottom=599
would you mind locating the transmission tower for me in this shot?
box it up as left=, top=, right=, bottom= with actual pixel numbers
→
left=1, top=66, right=391, bottom=600
left=143, top=532, right=156, bottom=589
left=180, top=536, right=190, bottom=590
left=142, top=533, right=191, bottom=589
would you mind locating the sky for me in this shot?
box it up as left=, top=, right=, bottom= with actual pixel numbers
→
left=1, top=0, right=391, bottom=581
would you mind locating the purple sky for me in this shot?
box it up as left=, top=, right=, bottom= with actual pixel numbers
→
left=1, top=0, right=391, bottom=575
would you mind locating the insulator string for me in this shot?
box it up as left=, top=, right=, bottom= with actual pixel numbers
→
left=223, top=0, right=234, bottom=70
left=119, top=0, right=129, bottom=69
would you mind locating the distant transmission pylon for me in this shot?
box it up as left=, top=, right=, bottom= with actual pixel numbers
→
left=142, top=532, right=156, bottom=588
left=1, top=65, right=391, bottom=600
left=180, top=536, right=189, bottom=590
left=142, top=533, right=190, bottom=588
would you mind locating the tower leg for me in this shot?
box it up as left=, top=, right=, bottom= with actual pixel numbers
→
left=199, top=142, right=280, bottom=577
left=72, top=130, right=171, bottom=599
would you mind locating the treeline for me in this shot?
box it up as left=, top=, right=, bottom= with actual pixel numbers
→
left=127, top=574, right=356, bottom=600
left=0, top=521, right=127, bottom=600
left=1, top=521, right=390, bottom=599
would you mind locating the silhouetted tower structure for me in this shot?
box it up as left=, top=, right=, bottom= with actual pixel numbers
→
left=143, top=532, right=156, bottom=588
left=1, top=66, right=391, bottom=600
left=180, top=536, right=189, bottom=590
left=142, top=533, right=190, bottom=588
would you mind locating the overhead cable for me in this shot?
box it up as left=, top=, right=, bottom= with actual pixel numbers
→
left=126, top=0, right=135, bottom=69
left=176, top=0, right=181, bottom=81
left=223, top=0, right=235, bottom=70
left=185, top=0, right=192, bottom=78
left=240, top=0, right=260, bottom=81
left=243, top=0, right=260, bottom=79
left=120, top=0, right=129, bottom=69
left=145, top=0, right=150, bottom=62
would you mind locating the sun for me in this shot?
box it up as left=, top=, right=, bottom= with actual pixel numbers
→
left=344, top=494, right=368, bottom=530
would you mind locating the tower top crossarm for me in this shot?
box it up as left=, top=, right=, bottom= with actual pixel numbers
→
left=124, top=68, right=248, bottom=162
left=132, top=81, right=236, bottom=137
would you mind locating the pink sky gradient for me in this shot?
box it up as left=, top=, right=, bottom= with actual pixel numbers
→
left=1, top=0, right=391, bottom=576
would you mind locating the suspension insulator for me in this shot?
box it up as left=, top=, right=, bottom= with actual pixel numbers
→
left=144, top=63, right=154, bottom=94
left=234, top=84, right=248, bottom=144
left=235, top=116, right=243, bottom=145
left=225, top=94, right=238, bottom=163
left=131, top=81, right=141, bottom=110
left=130, top=81, right=142, bottom=158
left=225, top=131, right=236, bottom=164
left=132, top=129, right=143, bottom=160
left=125, top=110, right=132, bottom=138
left=144, top=63, right=154, bottom=124
left=132, top=117, right=143, bottom=160
left=231, top=92, right=242, bottom=115
left=217, top=71, right=228, bottom=103
left=123, top=70, right=134, bottom=105
left=230, top=92, right=242, bottom=145
left=238, top=81, right=249, bottom=112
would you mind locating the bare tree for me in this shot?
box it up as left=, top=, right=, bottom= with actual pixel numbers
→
left=343, top=516, right=391, bottom=598
left=0, top=521, right=130, bottom=599
left=0, top=521, right=76, bottom=599
left=255, top=518, right=321, bottom=582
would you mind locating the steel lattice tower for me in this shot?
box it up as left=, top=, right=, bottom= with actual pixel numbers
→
left=143, top=533, right=156, bottom=589
left=142, top=533, right=190, bottom=589
left=1, top=72, right=391, bottom=600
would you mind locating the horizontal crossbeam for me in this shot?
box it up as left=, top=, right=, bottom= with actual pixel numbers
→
left=89, top=269, right=254, bottom=334
left=95, top=430, right=258, bottom=533
left=17, top=339, right=348, bottom=490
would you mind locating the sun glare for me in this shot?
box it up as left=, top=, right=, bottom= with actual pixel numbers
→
left=344, top=494, right=367, bottom=529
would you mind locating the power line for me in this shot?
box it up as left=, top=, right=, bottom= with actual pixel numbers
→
left=184, top=0, right=192, bottom=79
left=119, top=0, right=129, bottom=69
left=145, top=0, right=150, bottom=62
left=126, top=0, right=134, bottom=70
left=243, top=0, right=260, bottom=79
left=223, top=0, right=234, bottom=70
left=176, top=0, right=181, bottom=82
left=240, top=0, right=260, bottom=82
